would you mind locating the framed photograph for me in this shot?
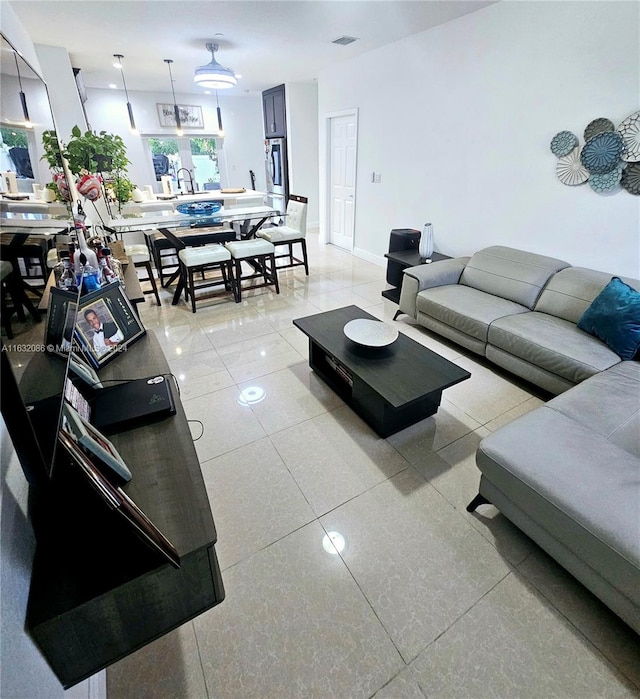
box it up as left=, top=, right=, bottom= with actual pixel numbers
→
left=62, top=401, right=131, bottom=481
left=74, top=281, right=146, bottom=370
left=45, top=287, right=79, bottom=358
left=157, top=103, right=204, bottom=129
left=57, top=429, right=180, bottom=569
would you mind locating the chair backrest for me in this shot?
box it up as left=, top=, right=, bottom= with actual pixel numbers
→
left=284, top=195, right=308, bottom=235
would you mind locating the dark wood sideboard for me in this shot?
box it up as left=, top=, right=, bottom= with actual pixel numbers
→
left=382, top=250, right=451, bottom=304
left=19, top=333, right=224, bottom=688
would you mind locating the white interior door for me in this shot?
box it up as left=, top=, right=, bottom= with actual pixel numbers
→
left=328, top=113, right=357, bottom=251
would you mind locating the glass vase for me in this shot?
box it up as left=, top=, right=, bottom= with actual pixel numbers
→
left=419, top=223, right=434, bottom=261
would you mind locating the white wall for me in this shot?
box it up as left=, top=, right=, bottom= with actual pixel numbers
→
left=0, top=73, right=55, bottom=185
left=35, top=44, right=86, bottom=145
left=318, top=1, right=640, bottom=278
left=84, top=88, right=266, bottom=194
left=286, top=82, right=319, bottom=226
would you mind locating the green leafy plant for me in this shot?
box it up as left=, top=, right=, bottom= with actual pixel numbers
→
left=107, top=175, right=135, bottom=204
left=149, top=138, right=178, bottom=156
left=1, top=127, right=28, bottom=149
left=41, top=129, right=64, bottom=172
left=62, top=125, right=130, bottom=177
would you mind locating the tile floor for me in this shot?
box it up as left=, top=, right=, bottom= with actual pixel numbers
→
left=5, top=231, right=640, bottom=698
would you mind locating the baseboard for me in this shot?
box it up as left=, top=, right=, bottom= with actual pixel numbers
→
left=353, top=247, right=385, bottom=268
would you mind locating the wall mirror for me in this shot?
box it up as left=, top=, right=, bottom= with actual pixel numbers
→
left=0, top=33, right=64, bottom=200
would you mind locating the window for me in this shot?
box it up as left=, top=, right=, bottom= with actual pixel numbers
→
left=1, top=125, right=35, bottom=182
left=145, top=136, right=221, bottom=192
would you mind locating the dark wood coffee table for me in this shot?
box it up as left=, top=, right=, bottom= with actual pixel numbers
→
left=293, top=306, right=471, bottom=437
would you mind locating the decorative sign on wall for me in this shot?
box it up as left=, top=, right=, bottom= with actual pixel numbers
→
left=550, top=109, right=640, bottom=195
left=157, top=103, right=204, bottom=129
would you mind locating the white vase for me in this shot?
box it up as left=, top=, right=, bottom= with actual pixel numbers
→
left=41, top=187, right=56, bottom=203
left=132, top=187, right=145, bottom=203
left=419, top=223, right=434, bottom=261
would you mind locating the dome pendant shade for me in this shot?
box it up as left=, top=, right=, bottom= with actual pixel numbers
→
left=194, top=43, right=237, bottom=89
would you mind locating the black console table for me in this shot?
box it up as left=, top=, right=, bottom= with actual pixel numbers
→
left=382, top=250, right=451, bottom=304
left=20, top=333, right=224, bottom=688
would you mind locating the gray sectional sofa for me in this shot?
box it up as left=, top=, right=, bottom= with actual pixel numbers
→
left=397, top=245, right=638, bottom=395
left=397, top=245, right=640, bottom=633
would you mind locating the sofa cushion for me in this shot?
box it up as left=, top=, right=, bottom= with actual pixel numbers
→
left=417, top=285, right=529, bottom=343
left=488, top=311, right=620, bottom=384
left=545, top=361, right=640, bottom=457
left=459, top=246, right=570, bottom=309
left=577, top=277, right=640, bottom=360
left=534, top=267, right=640, bottom=325
left=476, top=407, right=640, bottom=611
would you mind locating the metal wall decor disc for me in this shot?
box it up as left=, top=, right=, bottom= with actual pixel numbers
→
left=584, top=118, right=614, bottom=142
left=620, top=163, right=640, bottom=195
left=589, top=168, right=622, bottom=193
left=556, top=147, right=589, bottom=186
left=550, top=130, right=578, bottom=157
left=580, top=131, right=623, bottom=174
left=617, top=110, right=640, bottom=162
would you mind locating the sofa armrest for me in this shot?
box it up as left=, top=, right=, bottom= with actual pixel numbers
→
left=398, top=257, right=471, bottom=318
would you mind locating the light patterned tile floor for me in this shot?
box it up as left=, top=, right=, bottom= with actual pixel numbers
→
left=5, top=230, right=639, bottom=698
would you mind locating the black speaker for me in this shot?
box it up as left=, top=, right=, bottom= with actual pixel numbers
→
left=386, top=228, right=420, bottom=286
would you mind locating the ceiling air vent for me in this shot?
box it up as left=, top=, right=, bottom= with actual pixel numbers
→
left=332, top=36, right=358, bottom=46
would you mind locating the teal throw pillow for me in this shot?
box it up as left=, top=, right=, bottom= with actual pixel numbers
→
left=577, top=277, right=640, bottom=360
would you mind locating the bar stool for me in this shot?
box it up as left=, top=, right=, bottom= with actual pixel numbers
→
left=1, top=259, right=41, bottom=339
left=224, top=239, right=279, bottom=302
left=0, top=232, right=51, bottom=296
left=124, top=243, right=162, bottom=306
left=145, top=227, right=235, bottom=288
left=178, top=245, right=237, bottom=312
left=256, top=194, right=309, bottom=275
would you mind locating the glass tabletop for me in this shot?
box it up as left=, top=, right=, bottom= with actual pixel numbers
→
left=107, top=205, right=281, bottom=231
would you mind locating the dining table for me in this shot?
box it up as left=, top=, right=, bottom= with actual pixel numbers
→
left=105, top=204, right=281, bottom=239
left=107, top=203, right=283, bottom=302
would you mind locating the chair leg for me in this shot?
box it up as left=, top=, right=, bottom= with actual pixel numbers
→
left=228, top=261, right=240, bottom=302
left=145, top=260, right=161, bottom=306
left=234, top=260, right=242, bottom=302
left=270, top=254, right=280, bottom=294
left=300, top=238, right=309, bottom=275
left=1, top=283, right=13, bottom=339
left=189, top=267, right=196, bottom=313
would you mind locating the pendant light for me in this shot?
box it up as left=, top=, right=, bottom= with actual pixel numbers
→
left=113, top=54, right=137, bottom=134
left=216, top=91, right=224, bottom=137
left=164, top=59, right=182, bottom=136
left=194, top=43, right=237, bottom=89
left=13, top=52, right=32, bottom=128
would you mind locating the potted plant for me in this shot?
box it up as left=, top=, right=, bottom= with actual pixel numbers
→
left=63, top=126, right=130, bottom=177
left=41, top=129, right=72, bottom=202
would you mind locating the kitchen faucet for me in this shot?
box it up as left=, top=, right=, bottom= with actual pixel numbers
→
left=177, top=168, right=195, bottom=194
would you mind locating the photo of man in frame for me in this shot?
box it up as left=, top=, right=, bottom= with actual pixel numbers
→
left=77, top=303, right=124, bottom=359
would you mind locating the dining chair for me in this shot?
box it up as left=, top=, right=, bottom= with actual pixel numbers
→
left=1, top=259, right=41, bottom=338
left=256, top=194, right=308, bottom=275
left=224, top=239, right=279, bottom=302
left=145, top=226, right=235, bottom=288
left=123, top=243, right=162, bottom=306
left=157, top=228, right=237, bottom=312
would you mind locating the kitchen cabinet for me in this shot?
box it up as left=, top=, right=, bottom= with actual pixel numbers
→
left=263, top=85, right=286, bottom=138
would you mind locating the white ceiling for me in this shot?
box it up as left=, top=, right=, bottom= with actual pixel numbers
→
left=9, top=0, right=495, bottom=95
